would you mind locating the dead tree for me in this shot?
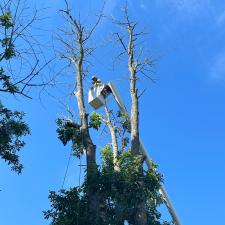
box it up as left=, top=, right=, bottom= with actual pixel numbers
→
left=58, top=0, right=104, bottom=220
left=113, top=5, right=155, bottom=225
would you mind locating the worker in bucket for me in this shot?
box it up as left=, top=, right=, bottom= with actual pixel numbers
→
left=91, top=75, right=111, bottom=97
left=91, top=75, right=102, bottom=88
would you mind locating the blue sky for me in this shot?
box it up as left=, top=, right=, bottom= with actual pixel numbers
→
left=1, top=0, right=225, bottom=224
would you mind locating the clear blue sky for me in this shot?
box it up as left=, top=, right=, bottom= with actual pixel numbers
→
left=1, top=0, right=225, bottom=225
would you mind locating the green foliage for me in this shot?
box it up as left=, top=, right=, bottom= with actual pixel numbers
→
left=0, top=10, right=17, bottom=93
left=117, top=111, right=131, bottom=133
left=0, top=12, right=13, bottom=28
left=0, top=68, right=18, bottom=93
left=0, top=11, right=16, bottom=61
left=44, top=188, right=86, bottom=225
left=56, top=118, right=83, bottom=157
left=0, top=101, right=30, bottom=173
left=45, top=145, right=171, bottom=225
left=100, top=148, right=168, bottom=225
left=44, top=187, right=110, bottom=225
left=2, top=41, right=15, bottom=59
left=89, top=112, right=102, bottom=130
left=101, top=144, right=114, bottom=169
left=0, top=9, right=28, bottom=174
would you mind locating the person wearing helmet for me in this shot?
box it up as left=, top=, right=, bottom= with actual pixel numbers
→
left=92, top=75, right=102, bottom=88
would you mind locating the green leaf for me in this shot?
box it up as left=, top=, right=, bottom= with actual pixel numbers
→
left=0, top=12, right=13, bottom=28
left=0, top=101, right=30, bottom=173
left=56, top=118, right=83, bottom=157
left=89, top=112, right=102, bottom=130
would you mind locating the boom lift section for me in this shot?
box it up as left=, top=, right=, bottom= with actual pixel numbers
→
left=88, top=81, right=182, bottom=225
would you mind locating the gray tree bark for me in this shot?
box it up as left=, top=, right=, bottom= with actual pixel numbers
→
left=127, top=24, right=147, bottom=225
left=60, top=1, right=101, bottom=218
left=104, top=106, right=120, bottom=172
left=103, top=106, right=124, bottom=225
left=75, top=34, right=99, bottom=218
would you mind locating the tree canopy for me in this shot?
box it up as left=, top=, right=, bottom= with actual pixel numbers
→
left=0, top=5, right=29, bottom=173
left=44, top=1, right=172, bottom=225
left=0, top=0, right=51, bottom=173
left=1, top=0, right=174, bottom=224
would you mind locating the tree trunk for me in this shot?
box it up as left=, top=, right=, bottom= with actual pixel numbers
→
left=104, top=107, right=124, bottom=224
left=104, top=107, right=120, bottom=172
left=128, top=27, right=147, bottom=225
left=76, top=41, right=99, bottom=220
left=130, top=69, right=140, bottom=156
left=129, top=68, right=147, bottom=225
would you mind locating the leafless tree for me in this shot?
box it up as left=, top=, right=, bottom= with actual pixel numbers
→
left=112, top=4, right=155, bottom=225
left=57, top=0, right=104, bottom=220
